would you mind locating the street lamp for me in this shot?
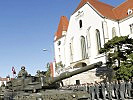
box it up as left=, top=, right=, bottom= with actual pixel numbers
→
left=43, top=49, right=47, bottom=51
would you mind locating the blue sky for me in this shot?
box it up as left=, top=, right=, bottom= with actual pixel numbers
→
left=0, top=0, right=125, bottom=77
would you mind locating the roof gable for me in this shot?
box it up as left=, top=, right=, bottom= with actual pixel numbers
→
left=55, top=16, right=69, bottom=41
left=74, top=0, right=115, bottom=19
left=74, top=0, right=133, bottom=20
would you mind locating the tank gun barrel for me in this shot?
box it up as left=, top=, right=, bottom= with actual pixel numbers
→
left=47, top=61, right=102, bottom=84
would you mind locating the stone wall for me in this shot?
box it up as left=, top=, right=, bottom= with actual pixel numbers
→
left=62, top=69, right=103, bottom=86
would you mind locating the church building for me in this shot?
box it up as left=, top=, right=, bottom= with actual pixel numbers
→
left=54, top=0, right=133, bottom=85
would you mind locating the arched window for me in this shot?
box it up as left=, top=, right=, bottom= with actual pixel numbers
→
left=86, top=27, right=91, bottom=57
left=79, top=20, right=82, bottom=28
left=129, top=24, right=133, bottom=34
left=112, top=27, right=116, bottom=38
left=96, top=29, right=101, bottom=52
left=81, top=36, right=87, bottom=59
left=70, top=38, right=74, bottom=62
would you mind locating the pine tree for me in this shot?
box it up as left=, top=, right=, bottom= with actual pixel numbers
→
left=100, top=36, right=133, bottom=80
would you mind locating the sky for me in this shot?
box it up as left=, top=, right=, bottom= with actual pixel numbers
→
left=0, top=0, right=125, bottom=77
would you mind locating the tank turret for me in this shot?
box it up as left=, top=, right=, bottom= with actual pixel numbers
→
left=6, top=61, right=102, bottom=91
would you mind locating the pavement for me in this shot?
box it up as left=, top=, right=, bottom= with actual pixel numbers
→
left=93, top=98, right=133, bottom=100
left=92, top=96, right=133, bottom=100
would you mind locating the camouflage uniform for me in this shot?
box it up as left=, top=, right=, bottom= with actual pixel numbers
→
left=100, top=82, right=106, bottom=100
left=106, top=82, right=112, bottom=100
left=119, top=80, right=125, bottom=100
left=126, top=80, right=132, bottom=97
left=114, top=80, right=119, bottom=100
left=89, top=83, right=95, bottom=100
left=18, top=66, right=28, bottom=78
left=35, top=70, right=41, bottom=77
left=1, top=82, right=5, bottom=87
left=94, top=82, right=99, bottom=100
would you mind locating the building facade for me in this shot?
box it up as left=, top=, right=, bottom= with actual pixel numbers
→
left=0, top=78, right=10, bottom=86
left=54, top=0, right=133, bottom=85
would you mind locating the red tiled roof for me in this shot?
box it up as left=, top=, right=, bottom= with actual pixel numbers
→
left=113, top=0, right=133, bottom=20
left=55, top=16, right=69, bottom=41
left=0, top=78, right=8, bottom=81
left=0, top=78, right=14, bottom=81
left=74, top=0, right=133, bottom=20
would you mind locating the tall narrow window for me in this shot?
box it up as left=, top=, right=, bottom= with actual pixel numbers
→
left=81, top=36, right=87, bottom=59
left=86, top=27, right=91, bottom=57
left=58, top=48, right=60, bottom=52
left=129, top=24, right=133, bottom=34
left=70, top=38, right=74, bottom=62
left=79, top=20, right=82, bottom=28
left=59, top=55, right=61, bottom=61
left=87, top=32, right=91, bottom=48
left=112, top=27, right=116, bottom=38
left=96, top=29, right=101, bottom=53
left=57, top=41, right=61, bottom=46
left=86, top=36, right=89, bottom=58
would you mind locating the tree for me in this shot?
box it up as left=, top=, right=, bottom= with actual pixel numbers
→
left=116, top=53, right=133, bottom=80
left=55, top=61, right=65, bottom=71
left=100, top=36, right=133, bottom=80
left=45, top=63, right=51, bottom=77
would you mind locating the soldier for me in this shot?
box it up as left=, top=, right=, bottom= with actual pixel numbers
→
left=35, top=70, right=41, bottom=77
left=123, top=80, right=127, bottom=98
left=106, top=82, right=112, bottom=100
left=89, top=83, right=95, bottom=100
left=1, top=82, right=5, bottom=87
left=94, top=81, right=99, bottom=100
left=114, top=80, right=119, bottom=100
left=119, top=80, right=125, bottom=100
left=100, top=82, right=106, bottom=100
left=126, top=79, right=132, bottom=98
left=18, top=66, right=28, bottom=78
left=87, top=83, right=91, bottom=92
left=110, top=81, right=114, bottom=97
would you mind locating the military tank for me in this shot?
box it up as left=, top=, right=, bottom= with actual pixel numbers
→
left=0, top=61, right=102, bottom=100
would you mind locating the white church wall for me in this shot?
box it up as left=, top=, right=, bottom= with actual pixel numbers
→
left=105, top=19, right=120, bottom=39
left=62, top=70, right=100, bottom=86
left=65, top=3, right=107, bottom=66
left=119, top=16, right=133, bottom=36
left=54, top=35, right=66, bottom=65
left=61, top=3, right=109, bottom=84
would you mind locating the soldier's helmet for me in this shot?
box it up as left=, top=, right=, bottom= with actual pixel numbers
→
left=21, top=66, right=25, bottom=70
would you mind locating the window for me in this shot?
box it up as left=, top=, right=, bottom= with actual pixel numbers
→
left=58, top=48, right=60, bottom=52
left=76, top=80, right=80, bottom=85
left=57, top=41, right=61, bottom=46
left=96, top=29, right=101, bottom=53
left=59, top=55, right=61, bottom=61
left=79, top=20, right=82, bottom=28
left=86, top=36, right=89, bottom=58
left=112, top=27, right=117, bottom=38
left=129, top=24, right=133, bottom=34
left=70, top=38, right=74, bottom=62
left=81, top=36, right=87, bottom=59
left=86, top=27, right=91, bottom=57
left=87, top=32, right=91, bottom=48
left=127, top=9, right=133, bottom=15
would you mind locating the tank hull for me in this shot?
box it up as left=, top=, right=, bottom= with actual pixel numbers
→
left=0, top=61, right=102, bottom=100
left=13, top=89, right=90, bottom=100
